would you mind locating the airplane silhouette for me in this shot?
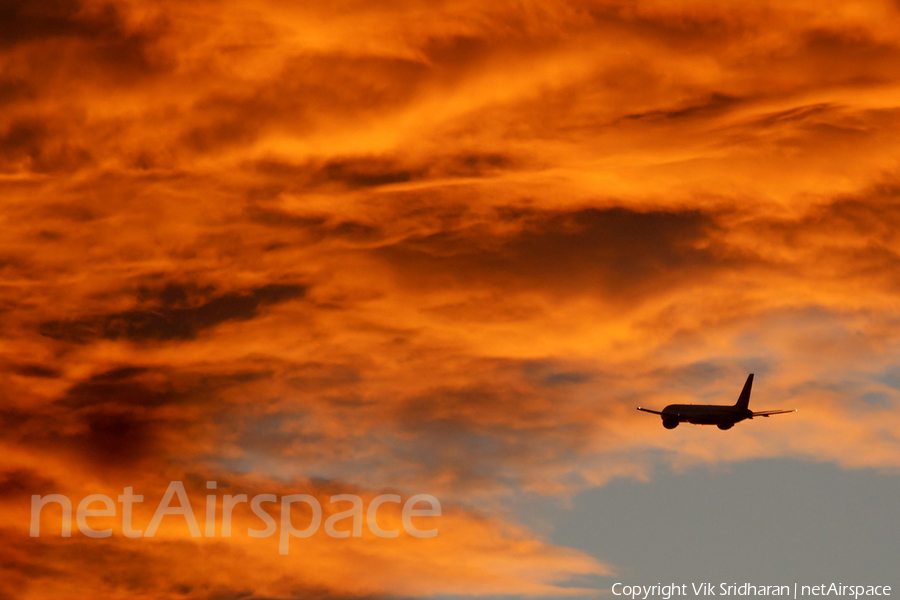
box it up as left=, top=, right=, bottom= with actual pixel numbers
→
left=637, top=374, right=795, bottom=430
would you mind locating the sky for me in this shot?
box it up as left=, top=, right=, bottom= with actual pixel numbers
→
left=2, top=0, right=900, bottom=598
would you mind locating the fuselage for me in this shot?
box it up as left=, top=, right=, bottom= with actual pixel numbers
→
left=661, top=404, right=753, bottom=428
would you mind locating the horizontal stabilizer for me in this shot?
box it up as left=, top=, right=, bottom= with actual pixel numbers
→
left=751, top=409, right=796, bottom=417
left=637, top=407, right=663, bottom=415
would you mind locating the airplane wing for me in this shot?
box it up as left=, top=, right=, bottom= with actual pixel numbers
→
left=637, top=407, right=664, bottom=415
left=751, top=409, right=796, bottom=417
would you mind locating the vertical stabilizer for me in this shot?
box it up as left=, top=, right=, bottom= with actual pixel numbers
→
left=734, top=374, right=753, bottom=409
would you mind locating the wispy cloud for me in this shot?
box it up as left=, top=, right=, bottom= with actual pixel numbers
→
left=4, top=0, right=900, bottom=596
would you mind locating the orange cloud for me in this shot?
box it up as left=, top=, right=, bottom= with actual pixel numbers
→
left=2, top=472, right=608, bottom=599
left=4, top=0, right=900, bottom=596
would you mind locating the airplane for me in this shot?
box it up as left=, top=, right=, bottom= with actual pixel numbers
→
left=637, top=374, right=795, bottom=430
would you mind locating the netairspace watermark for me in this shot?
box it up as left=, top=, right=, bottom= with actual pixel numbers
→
left=30, top=481, right=441, bottom=555
left=612, top=583, right=892, bottom=600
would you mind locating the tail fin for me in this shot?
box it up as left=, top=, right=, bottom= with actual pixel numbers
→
left=734, top=374, right=753, bottom=409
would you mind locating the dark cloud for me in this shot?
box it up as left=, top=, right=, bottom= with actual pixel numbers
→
left=0, top=0, right=168, bottom=75
left=137, top=282, right=217, bottom=308
left=39, top=282, right=306, bottom=343
left=10, top=363, right=62, bottom=378
left=798, top=28, right=900, bottom=80
left=0, top=468, right=56, bottom=499
left=624, top=93, right=742, bottom=121
left=1, top=536, right=191, bottom=597
left=330, top=221, right=382, bottom=242
left=191, top=585, right=387, bottom=600
left=248, top=214, right=382, bottom=253
left=378, top=206, right=735, bottom=299
left=57, top=362, right=277, bottom=410
left=420, top=35, right=492, bottom=75
left=183, top=111, right=266, bottom=155
left=0, top=0, right=107, bottom=46
left=521, top=360, right=596, bottom=387
left=37, top=230, right=64, bottom=241
left=6, top=404, right=162, bottom=469
left=245, top=205, right=329, bottom=229
left=586, top=4, right=742, bottom=50
left=59, top=368, right=180, bottom=410
left=0, top=362, right=284, bottom=473
left=91, top=366, right=152, bottom=381
left=253, top=156, right=420, bottom=189
left=433, top=152, right=514, bottom=178
left=1, top=526, right=392, bottom=600
left=0, top=118, right=46, bottom=159
left=251, top=283, right=307, bottom=304
left=0, top=529, right=62, bottom=600
left=314, top=158, right=420, bottom=188
left=286, top=362, right=361, bottom=392
left=398, top=384, right=519, bottom=429
left=39, top=202, right=97, bottom=222
left=246, top=205, right=384, bottom=244
left=809, top=190, right=900, bottom=239
left=0, top=117, right=92, bottom=173
left=78, top=411, right=155, bottom=464
left=751, top=103, right=837, bottom=129
left=251, top=151, right=516, bottom=194
left=6, top=388, right=171, bottom=467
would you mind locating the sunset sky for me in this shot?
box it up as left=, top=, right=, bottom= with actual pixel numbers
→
left=2, top=0, right=900, bottom=598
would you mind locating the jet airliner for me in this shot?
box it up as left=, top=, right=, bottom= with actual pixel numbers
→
left=637, top=374, right=795, bottom=430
